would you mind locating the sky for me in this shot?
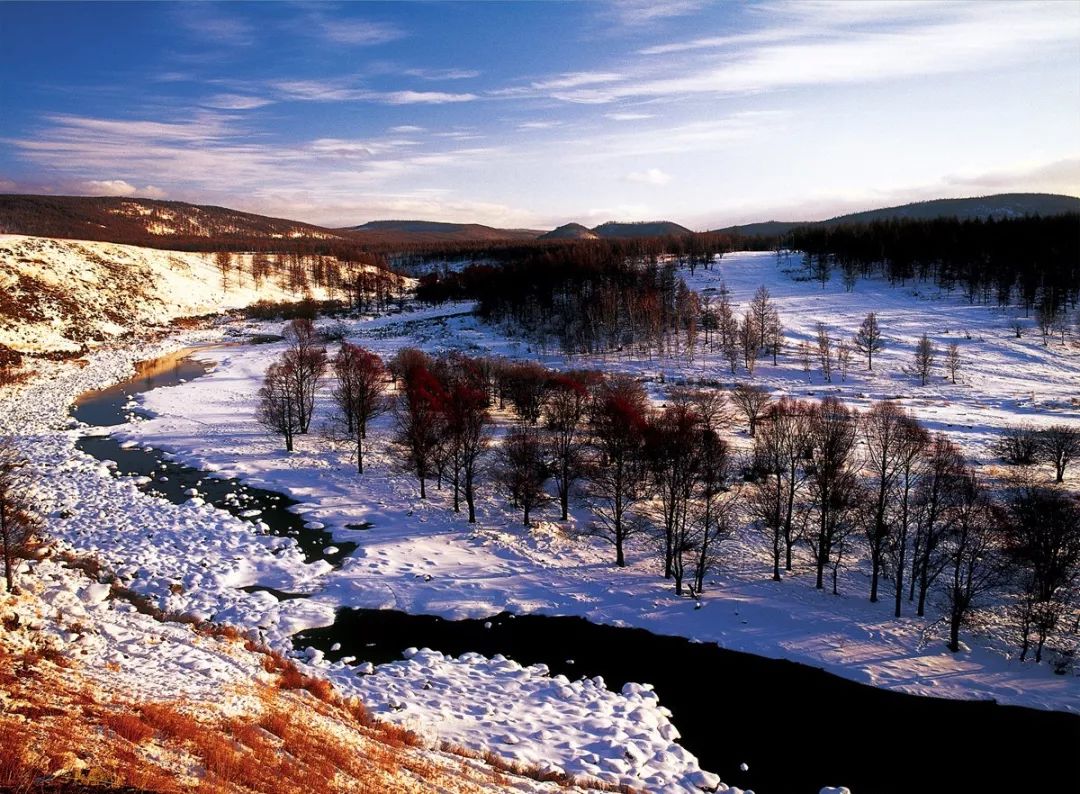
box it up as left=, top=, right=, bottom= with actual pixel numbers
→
left=1, top=0, right=1078, bottom=230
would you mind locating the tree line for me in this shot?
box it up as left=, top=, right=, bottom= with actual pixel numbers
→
left=785, top=214, right=1080, bottom=319
left=256, top=326, right=1080, bottom=662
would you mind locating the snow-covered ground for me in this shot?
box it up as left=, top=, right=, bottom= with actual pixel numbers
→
left=110, top=252, right=1079, bottom=717
left=2, top=248, right=1077, bottom=792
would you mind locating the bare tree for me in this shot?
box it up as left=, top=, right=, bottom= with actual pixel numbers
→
left=912, top=333, right=936, bottom=386
left=863, top=401, right=912, bottom=603
left=764, top=307, right=784, bottom=365
left=730, top=383, right=772, bottom=438
left=1037, top=425, right=1079, bottom=483
left=804, top=397, right=860, bottom=591
left=740, top=312, right=760, bottom=376
left=945, top=342, right=962, bottom=384
left=1003, top=482, right=1080, bottom=662
left=543, top=372, right=595, bottom=520
left=689, top=429, right=737, bottom=596
left=853, top=312, right=884, bottom=370
left=749, top=285, right=773, bottom=351
left=910, top=434, right=967, bottom=616
left=394, top=365, right=445, bottom=499
left=0, top=439, right=40, bottom=593
left=993, top=424, right=1041, bottom=466
left=502, top=361, right=550, bottom=425
left=646, top=402, right=703, bottom=584
left=442, top=380, right=492, bottom=523
left=586, top=377, right=651, bottom=567
left=942, top=471, right=1001, bottom=653
left=888, top=414, right=929, bottom=617
left=798, top=341, right=812, bottom=380
left=815, top=323, right=833, bottom=383
left=282, top=319, right=327, bottom=434
left=836, top=339, right=852, bottom=382
left=497, top=427, right=553, bottom=526
left=331, top=344, right=388, bottom=474
left=256, top=361, right=301, bottom=452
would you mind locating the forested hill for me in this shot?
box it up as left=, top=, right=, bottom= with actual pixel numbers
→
left=0, top=194, right=361, bottom=253
left=712, top=193, right=1080, bottom=237
left=343, top=219, right=543, bottom=242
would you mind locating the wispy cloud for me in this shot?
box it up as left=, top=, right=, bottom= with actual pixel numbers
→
left=604, top=1, right=708, bottom=27
left=201, top=93, right=275, bottom=110
left=318, top=18, right=404, bottom=46
left=404, top=67, right=481, bottom=81
left=270, top=80, right=476, bottom=105
left=173, top=5, right=255, bottom=47
left=550, top=2, right=1080, bottom=103
left=531, top=72, right=623, bottom=91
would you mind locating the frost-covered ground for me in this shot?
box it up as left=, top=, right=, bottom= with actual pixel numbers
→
left=112, top=252, right=1078, bottom=718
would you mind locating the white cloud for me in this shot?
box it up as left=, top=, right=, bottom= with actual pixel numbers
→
left=318, top=19, right=404, bottom=46
left=532, top=72, right=623, bottom=91
left=404, top=68, right=481, bottom=80
left=626, top=168, right=672, bottom=186
left=380, top=91, right=477, bottom=105
left=390, top=125, right=426, bottom=133
left=202, top=93, right=275, bottom=110
left=555, top=2, right=1080, bottom=103
left=606, top=112, right=654, bottom=121
left=517, top=121, right=561, bottom=130
left=604, top=1, right=707, bottom=26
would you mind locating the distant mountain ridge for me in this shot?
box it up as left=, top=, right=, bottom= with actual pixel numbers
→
left=343, top=219, right=542, bottom=242
left=0, top=194, right=351, bottom=250
left=710, top=193, right=1080, bottom=238
left=539, top=220, right=693, bottom=240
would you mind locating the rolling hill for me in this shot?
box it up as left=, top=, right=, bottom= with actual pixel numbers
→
left=710, top=193, right=1080, bottom=238
left=0, top=194, right=353, bottom=251
left=344, top=220, right=543, bottom=243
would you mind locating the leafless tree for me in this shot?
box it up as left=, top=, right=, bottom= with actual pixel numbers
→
left=836, top=339, right=852, bottom=382
left=256, top=361, right=301, bottom=452
left=942, top=471, right=1001, bottom=653
left=749, top=285, right=773, bottom=351
left=331, top=344, right=387, bottom=473
left=740, top=312, right=760, bottom=376
left=863, top=401, right=912, bottom=603
left=1037, top=425, right=1079, bottom=483
left=887, top=415, right=929, bottom=617
left=282, top=319, right=327, bottom=433
left=647, top=402, right=703, bottom=584
left=442, top=380, right=492, bottom=523
left=853, top=312, right=884, bottom=370
left=497, top=427, right=552, bottom=526
left=0, top=438, right=40, bottom=593
left=543, top=372, right=595, bottom=520
left=993, top=424, right=1041, bottom=466
left=730, top=383, right=772, bottom=438
left=945, top=342, right=962, bottom=384
left=804, top=397, right=860, bottom=591
left=394, top=365, right=445, bottom=499
left=688, top=430, right=737, bottom=596
left=910, top=434, right=967, bottom=616
left=815, top=323, right=833, bottom=383
left=764, top=307, right=784, bottom=365
left=586, top=377, right=651, bottom=567
left=912, top=333, right=936, bottom=386
left=1003, top=482, right=1080, bottom=663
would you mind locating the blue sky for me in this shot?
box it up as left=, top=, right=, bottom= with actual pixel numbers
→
left=1, top=1, right=1078, bottom=229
